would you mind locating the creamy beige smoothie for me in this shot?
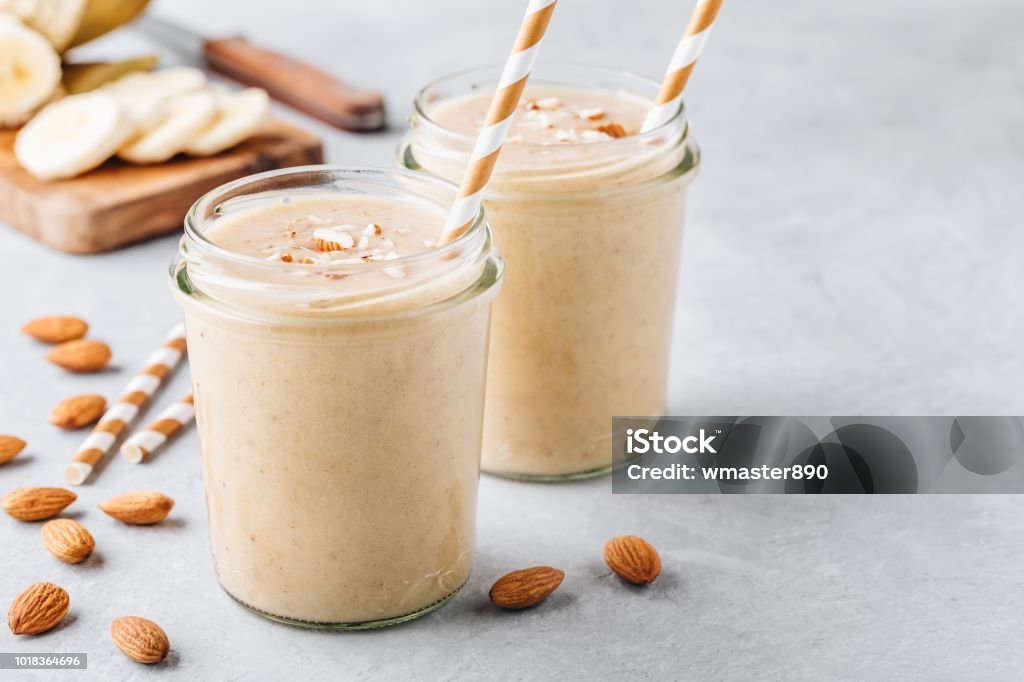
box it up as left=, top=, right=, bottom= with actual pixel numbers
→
left=403, top=67, right=698, bottom=479
left=171, top=168, right=501, bottom=627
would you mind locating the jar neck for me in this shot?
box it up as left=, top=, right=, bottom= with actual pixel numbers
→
left=403, top=66, right=694, bottom=196
left=172, top=166, right=501, bottom=324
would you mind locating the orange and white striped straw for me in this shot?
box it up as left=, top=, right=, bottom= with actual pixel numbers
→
left=438, top=0, right=558, bottom=245
left=641, top=0, right=723, bottom=132
left=65, top=323, right=187, bottom=485
left=120, top=393, right=194, bottom=464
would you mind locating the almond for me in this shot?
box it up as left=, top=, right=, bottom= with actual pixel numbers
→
left=0, top=435, right=27, bottom=465
left=313, top=227, right=354, bottom=252
left=8, top=582, right=70, bottom=635
left=46, top=339, right=111, bottom=373
left=596, top=122, right=628, bottom=138
left=22, top=316, right=88, bottom=344
left=41, top=518, right=95, bottom=564
left=604, top=535, right=661, bottom=585
left=488, top=566, right=564, bottom=609
left=111, top=616, right=169, bottom=664
left=99, top=492, right=175, bottom=525
left=49, top=394, right=107, bottom=430
left=2, top=487, right=77, bottom=521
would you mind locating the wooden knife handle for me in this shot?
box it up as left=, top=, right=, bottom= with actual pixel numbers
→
left=202, top=36, right=385, bottom=132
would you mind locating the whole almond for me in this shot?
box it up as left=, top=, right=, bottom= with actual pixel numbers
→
left=49, top=394, right=107, bottom=429
left=111, top=616, right=169, bottom=664
left=41, top=518, right=95, bottom=564
left=604, top=535, right=661, bottom=585
left=489, top=566, right=564, bottom=609
left=2, top=487, right=77, bottom=521
left=46, top=339, right=111, bottom=373
left=8, top=582, right=70, bottom=635
left=0, top=435, right=27, bottom=464
left=22, top=316, right=88, bottom=344
left=99, top=492, right=174, bottom=525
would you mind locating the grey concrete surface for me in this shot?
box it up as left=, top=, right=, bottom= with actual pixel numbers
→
left=1, top=0, right=1023, bottom=680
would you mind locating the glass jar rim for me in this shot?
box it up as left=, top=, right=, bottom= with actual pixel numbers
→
left=182, top=164, right=487, bottom=276
left=412, top=63, right=686, bottom=150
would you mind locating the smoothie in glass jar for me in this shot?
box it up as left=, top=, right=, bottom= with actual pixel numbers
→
left=171, top=167, right=502, bottom=628
left=402, top=65, right=698, bottom=480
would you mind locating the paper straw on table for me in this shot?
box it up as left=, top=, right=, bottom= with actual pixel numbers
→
left=65, top=323, right=187, bottom=485
left=437, top=0, right=558, bottom=245
left=120, top=393, right=194, bottom=464
left=641, top=0, right=724, bottom=132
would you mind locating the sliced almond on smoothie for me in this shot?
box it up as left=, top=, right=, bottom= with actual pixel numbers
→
left=313, top=227, right=355, bottom=251
left=596, top=122, right=628, bottom=138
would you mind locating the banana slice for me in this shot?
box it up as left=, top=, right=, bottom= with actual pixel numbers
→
left=0, top=0, right=88, bottom=51
left=14, top=91, right=129, bottom=180
left=186, top=88, right=270, bottom=156
left=104, top=66, right=207, bottom=129
left=0, top=17, right=62, bottom=127
left=118, top=89, right=217, bottom=164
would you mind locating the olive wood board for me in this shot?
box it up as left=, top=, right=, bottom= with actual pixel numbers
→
left=0, top=118, right=323, bottom=254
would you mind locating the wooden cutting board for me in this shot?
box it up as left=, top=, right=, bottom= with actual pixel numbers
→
left=0, top=119, right=323, bottom=254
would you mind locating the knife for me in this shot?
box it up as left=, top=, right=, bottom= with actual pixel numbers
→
left=136, top=13, right=386, bottom=132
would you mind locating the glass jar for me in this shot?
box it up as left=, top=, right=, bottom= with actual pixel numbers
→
left=170, top=166, right=502, bottom=629
left=400, top=64, right=699, bottom=480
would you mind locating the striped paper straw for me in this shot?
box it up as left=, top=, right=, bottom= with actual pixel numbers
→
left=120, top=393, right=194, bottom=464
left=64, top=323, right=187, bottom=485
left=641, top=0, right=723, bottom=132
left=438, top=0, right=558, bottom=245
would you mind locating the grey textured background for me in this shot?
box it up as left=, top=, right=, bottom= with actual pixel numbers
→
left=2, top=0, right=1024, bottom=679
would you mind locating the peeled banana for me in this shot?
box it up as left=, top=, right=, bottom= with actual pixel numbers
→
left=0, top=14, right=62, bottom=127
left=104, top=66, right=207, bottom=128
left=15, top=91, right=131, bottom=180
left=119, top=89, right=218, bottom=164
left=15, top=60, right=272, bottom=180
left=187, top=88, right=270, bottom=156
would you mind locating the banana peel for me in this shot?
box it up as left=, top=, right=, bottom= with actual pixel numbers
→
left=68, top=0, right=150, bottom=49
left=62, top=55, right=158, bottom=94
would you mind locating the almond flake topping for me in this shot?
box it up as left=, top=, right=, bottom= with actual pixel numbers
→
left=578, top=108, right=605, bottom=121
left=313, top=227, right=355, bottom=251
left=596, top=122, right=628, bottom=138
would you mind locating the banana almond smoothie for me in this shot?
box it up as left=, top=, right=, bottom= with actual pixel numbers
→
left=402, top=65, right=699, bottom=479
left=171, top=167, right=502, bottom=628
